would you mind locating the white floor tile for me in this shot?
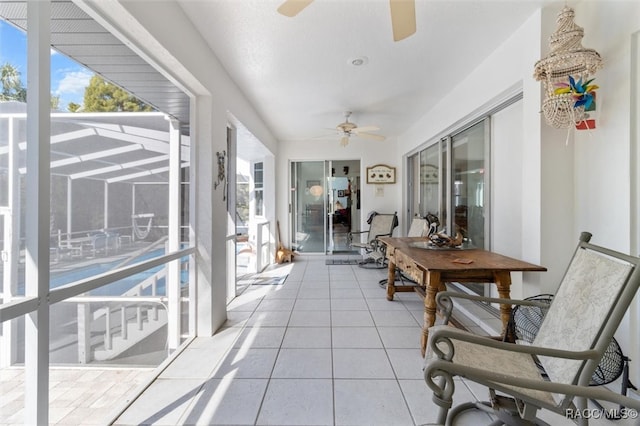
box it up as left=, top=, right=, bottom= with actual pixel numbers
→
left=288, top=309, right=331, bottom=327
left=293, top=298, right=331, bottom=311
left=332, top=326, right=383, bottom=348
left=160, top=346, right=230, bottom=379
left=113, top=378, right=205, bottom=425
left=246, top=310, right=292, bottom=327
left=178, top=378, right=268, bottom=425
left=334, top=379, right=415, bottom=425
left=331, top=310, right=375, bottom=327
left=377, top=326, right=423, bottom=349
left=257, top=379, right=334, bottom=425
left=333, top=348, right=395, bottom=379
left=281, top=327, right=332, bottom=348
left=233, top=326, right=286, bottom=348
left=271, top=348, right=333, bottom=378
left=370, top=309, right=421, bottom=326
left=211, top=348, right=279, bottom=379
left=386, top=348, right=425, bottom=379
left=331, top=298, right=369, bottom=311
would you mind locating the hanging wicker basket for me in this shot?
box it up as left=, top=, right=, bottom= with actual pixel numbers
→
left=533, top=6, right=602, bottom=129
left=541, top=93, right=587, bottom=129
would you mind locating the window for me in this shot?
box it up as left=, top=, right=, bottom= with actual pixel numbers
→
left=254, top=161, right=264, bottom=216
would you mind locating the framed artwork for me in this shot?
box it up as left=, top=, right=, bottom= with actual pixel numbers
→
left=366, top=164, right=396, bottom=184
left=337, top=190, right=345, bottom=197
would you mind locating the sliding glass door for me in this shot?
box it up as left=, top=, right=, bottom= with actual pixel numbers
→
left=290, top=160, right=360, bottom=254
left=408, top=119, right=489, bottom=294
left=451, top=120, right=489, bottom=249
left=291, top=161, right=326, bottom=253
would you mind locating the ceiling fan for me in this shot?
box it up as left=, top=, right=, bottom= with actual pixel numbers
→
left=335, top=111, right=385, bottom=146
left=277, top=0, right=416, bottom=42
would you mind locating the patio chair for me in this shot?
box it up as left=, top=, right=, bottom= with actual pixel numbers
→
left=423, top=232, right=640, bottom=426
left=348, top=211, right=397, bottom=268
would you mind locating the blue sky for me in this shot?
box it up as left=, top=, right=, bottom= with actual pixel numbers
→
left=0, top=20, right=93, bottom=109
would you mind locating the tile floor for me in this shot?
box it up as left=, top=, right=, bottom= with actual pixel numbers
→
left=111, top=256, right=639, bottom=426
left=3, top=256, right=638, bottom=425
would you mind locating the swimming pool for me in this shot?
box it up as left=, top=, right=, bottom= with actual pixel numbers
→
left=47, top=248, right=187, bottom=296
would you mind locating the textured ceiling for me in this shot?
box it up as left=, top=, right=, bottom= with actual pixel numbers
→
left=178, top=0, right=555, bottom=143
left=1, top=0, right=557, bottom=147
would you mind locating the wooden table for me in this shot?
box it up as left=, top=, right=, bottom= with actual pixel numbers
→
left=378, top=237, right=546, bottom=356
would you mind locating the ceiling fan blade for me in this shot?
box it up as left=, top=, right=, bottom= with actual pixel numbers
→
left=356, top=132, right=386, bottom=141
left=340, top=135, right=350, bottom=146
left=352, top=126, right=380, bottom=133
left=389, top=0, right=416, bottom=41
left=277, top=0, right=314, bottom=17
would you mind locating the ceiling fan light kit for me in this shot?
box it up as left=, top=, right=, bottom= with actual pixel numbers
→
left=335, top=111, right=385, bottom=147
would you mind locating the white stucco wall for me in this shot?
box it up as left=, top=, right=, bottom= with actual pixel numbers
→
left=571, top=0, right=640, bottom=388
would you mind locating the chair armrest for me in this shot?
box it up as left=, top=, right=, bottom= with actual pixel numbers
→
left=347, top=230, right=367, bottom=246
left=373, top=231, right=393, bottom=239
left=425, top=357, right=640, bottom=412
left=428, top=325, right=600, bottom=362
left=435, top=290, right=551, bottom=324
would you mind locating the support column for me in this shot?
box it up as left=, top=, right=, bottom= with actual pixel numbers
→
left=66, top=177, right=72, bottom=245
left=24, top=1, right=51, bottom=424
left=104, top=181, right=109, bottom=230
left=167, top=118, right=181, bottom=350
left=1, top=117, right=20, bottom=368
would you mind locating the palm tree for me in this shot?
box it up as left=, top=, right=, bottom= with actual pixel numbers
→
left=0, top=62, right=27, bottom=102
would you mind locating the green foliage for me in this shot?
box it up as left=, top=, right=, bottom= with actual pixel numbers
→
left=83, top=75, right=154, bottom=112
left=67, top=102, right=81, bottom=112
left=1, top=62, right=65, bottom=110
left=0, top=62, right=27, bottom=102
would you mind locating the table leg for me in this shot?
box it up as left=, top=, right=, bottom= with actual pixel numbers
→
left=421, top=271, right=441, bottom=357
left=386, top=261, right=397, bottom=301
left=494, top=271, right=513, bottom=341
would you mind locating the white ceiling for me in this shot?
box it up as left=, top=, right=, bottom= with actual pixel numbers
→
left=178, top=0, right=556, bottom=143
left=0, top=0, right=558, bottom=151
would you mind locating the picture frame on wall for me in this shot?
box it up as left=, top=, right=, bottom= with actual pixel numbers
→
left=337, top=190, right=345, bottom=197
left=366, top=164, right=396, bottom=184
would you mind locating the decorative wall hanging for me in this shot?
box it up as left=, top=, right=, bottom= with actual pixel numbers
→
left=366, top=164, right=396, bottom=184
left=214, top=150, right=227, bottom=201
left=533, top=6, right=602, bottom=131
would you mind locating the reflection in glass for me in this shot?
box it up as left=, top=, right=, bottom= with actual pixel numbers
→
left=451, top=121, right=486, bottom=249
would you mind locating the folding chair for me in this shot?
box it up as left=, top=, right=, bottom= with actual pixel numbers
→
left=423, top=232, right=640, bottom=426
left=348, top=211, right=397, bottom=268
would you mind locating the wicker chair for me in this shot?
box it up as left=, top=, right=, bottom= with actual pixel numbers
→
left=423, top=232, right=640, bottom=426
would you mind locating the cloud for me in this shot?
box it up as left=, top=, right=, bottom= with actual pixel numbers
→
left=54, top=70, right=93, bottom=98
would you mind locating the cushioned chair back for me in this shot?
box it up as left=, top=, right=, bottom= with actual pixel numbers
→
left=407, top=218, right=427, bottom=237
left=533, top=243, right=638, bottom=402
left=366, top=213, right=397, bottom=243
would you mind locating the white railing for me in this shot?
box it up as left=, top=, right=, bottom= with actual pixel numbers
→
left=63, top=252, right=188, bottom=363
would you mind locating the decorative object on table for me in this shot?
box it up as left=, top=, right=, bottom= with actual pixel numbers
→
left=428, top=231, right=463, bottom=248
left=366, top=164, right=396, bottom=184
left=533, top=6, right=602, bottom=131
left=214, top=150, right=227, bottom=200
